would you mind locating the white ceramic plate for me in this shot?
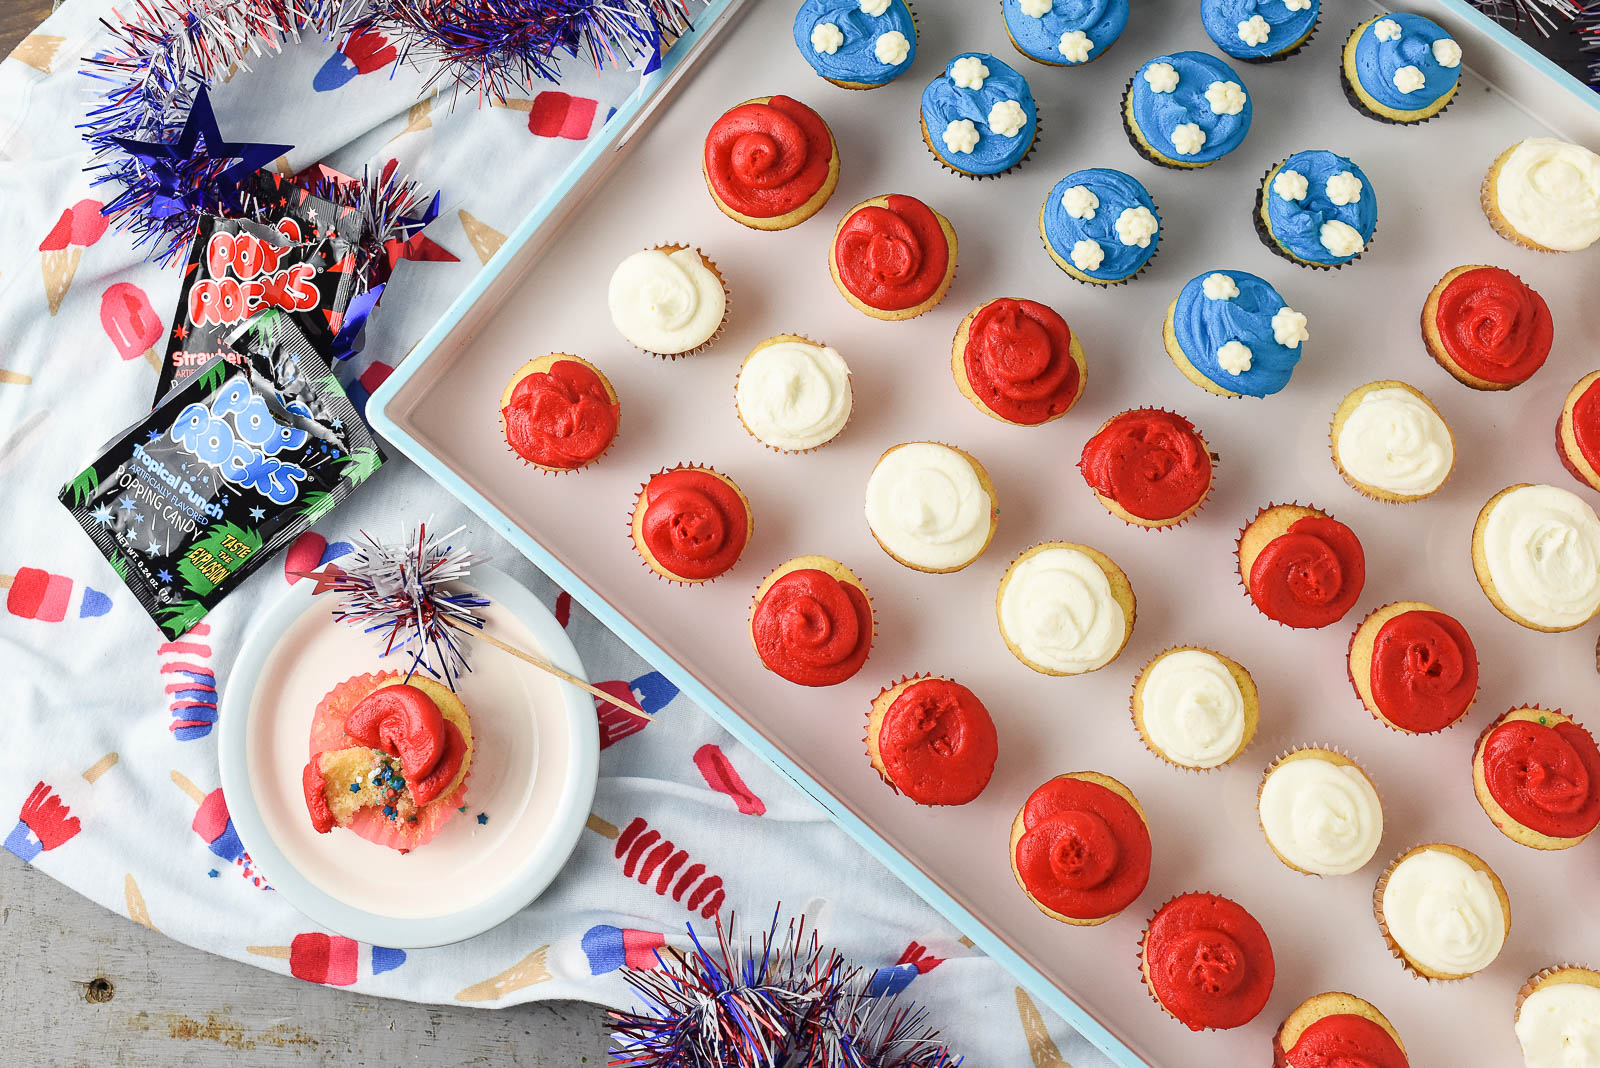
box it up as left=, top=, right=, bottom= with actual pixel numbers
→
left=218, top=565, right=598, bottom=947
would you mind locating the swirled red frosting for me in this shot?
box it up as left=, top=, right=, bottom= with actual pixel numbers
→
left=1280, top=1015, right=1410, bottom=1068
left=962, top=299, right=1080, bottom=425
left=637, top=468, right=749, bottom=581
left=834, top=195, right=950, bottom=311
left=502, top=360, right=618, bottom=469
left=1079, top=410, right=1211, bottom=522
left=1481, top=715, right=1600, bottom=839
left=1014, top=776, right=1150, bottom=920
left=751, top=568, right=872, bottom=686
left=1369, top=609, right=1477, bottom=733
left=1571, top=377, right=1600, bottom=473
left=703, top=96, right=832, bottom=219
left=877, top=679, right=997, bottom=806
left=1248, top=515, right=1365, bottom=629
left=1433, top=267, right=1552, bottom=385
left=1144, top=892, right=1274, bottom=1032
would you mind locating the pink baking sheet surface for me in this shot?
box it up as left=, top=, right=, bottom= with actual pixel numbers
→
left=377, top=0, right=1600, bottom=1063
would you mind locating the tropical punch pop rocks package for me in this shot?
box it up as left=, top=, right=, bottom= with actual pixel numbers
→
left=61, top=310, right=383, bottom=637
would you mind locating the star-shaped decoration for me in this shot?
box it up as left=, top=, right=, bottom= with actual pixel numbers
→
left=133, top=512, right=146, bottom=524
left=90, top=504, right=114, bottom=527
left=297, top=563, right=346, bottom=595
left=156, top=569, right=173, bottom=584
left=145, top=429, right=161, bottom=442
left=117, top=495, right=136, bottom=511
left=145, top=535, right=162, bottom=556
left=248, top=506, right=266, bottom=521
left=172, top=323, right=189, bottom=341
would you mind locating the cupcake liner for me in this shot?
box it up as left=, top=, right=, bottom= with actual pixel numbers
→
left=921, top=111, right=1042, bottom=181
left=1036, top=192, right=1162, bottom=287
left=1253, top=161, right=1375, bottom=271
left=1082, top=407, right=1216, bottom=531
left=1338, top=28, right=1456, bottom=126
left=632, top=244, right=731, bottom=360
left=627, top=463, right=751, bottom=586
left=500, top=354, right=621, bottom=476
left=732, top=333, right=854, bottom=454
left=1228, top=18, right=1318, bottom=65
left=1128, top=644, right=1254, bottom=772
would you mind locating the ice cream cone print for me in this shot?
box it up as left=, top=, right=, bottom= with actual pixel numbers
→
left=458, top=209, right=505, bottom=265
left=455, top=945, right=551, bottom=1002
left=40, top=249, right=81, bottom=316
left=38, top=201, right=106, bottom=316
left=9, top=34, right=64, bottom=73
left=1015, top=987, right=1071, bottom=1068
left=389, top=99, right=432, bottom=142
left=82, top=753, right=119, bottom=784
left=125, top=874, right=157, bottom=931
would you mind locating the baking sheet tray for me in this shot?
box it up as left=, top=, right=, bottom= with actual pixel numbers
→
left=371, top=1, right=1600, bottom=1063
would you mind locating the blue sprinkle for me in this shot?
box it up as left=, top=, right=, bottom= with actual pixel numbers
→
left=458, top=805, right=467, bottom=814
left=207, top=869, right=219, bottom=878
left=349, top=783, right=361, bottom=793
left=476, top=812, right=488, bottom=825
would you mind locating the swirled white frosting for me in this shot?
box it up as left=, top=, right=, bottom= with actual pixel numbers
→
left=736, top=340, right=852, bottom=451
left=1140, top=650, right=1246, bottom=768
left=1483, top=484, right=1600, bottom=628
left=1495, top=138, right=1600, bottom=252
left=1335, top=387, right=1453, bottom=496
left=1516, top=982, right=1600, bottom=1068
left=999, top=547, right=1124, bottom=673
left=607, top=248, right=725, bottom=354
left=1259, top=757, right=1383, bottom=875
left=1381, top=848, right=1506, bottom=975
left=865, top=444, right=991, bottom=570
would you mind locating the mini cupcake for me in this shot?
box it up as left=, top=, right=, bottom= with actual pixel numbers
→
left=1341, top=14, right=1461, bottom=125
left=1141, top=892, right=1274, bottom=1031
left=1079, top=409, right=1213, bottom=529
left=1556, top=371, right=1600, bottom=492
left=951, top=297, right=1085, bottom=426
left=1257, top=150, right=1375, bottom=269
left=630, top=465, right=752, bottom=584
left=1202, top=0, right=1320, bottom=63
left=1010, top=771, right=1151, bottom=925
left=1164, top=270, right=1308, bottom=398
left=1347, top=602, right=1478, bottom=735
left=1422, top=266, right=1552, bottom=391
left=793, top=0, right=916, bottom=90
left=750, top=555, right=873, bottom=686
left=1122, top=52, right=1252, bottom=170
left=608, top=246, right=728, bottom=358
left=500, top=354, right=620, bottom=472
left=735, top=335, right=852, bottom=453
left=1258, top=747, right=1383, bottom=876
left=1473, top=706, right=1600, bottom=850
left=868, top=675, right=997, bottom=805
left=997, top=541, right=1134, bottom=675
left=830, top=194, right=957, bottom=320
left=865, top=442, right=996, bottom=573
left=920, top=54, right=1038, bottom=178
left=1273, top=993, right=1409, bottom=1068
left=1516, top=967, right=1600, bottom=1064
left=1238, top=504, right=1365, bottom=629
left=703, top=96, right=839, bottom=231
left=1039, top=168, right=1161, bottom=285
left=1003, top=0, right=1128, bottom=67
left=1482, top=138, right=1600, bottom=252
left=1472, top=484, right=1600, bottom=632
left=1330, top=381, right=1454, bottom=502
left=1131, top=647, right=1258, bottom=770
left=1374, top=843, right=1509, bottom=980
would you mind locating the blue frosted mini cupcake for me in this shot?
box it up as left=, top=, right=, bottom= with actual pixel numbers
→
left=1001, top=0, right=1130, bottom=68
left=1163, top=270, right=1309, bottom=398
left=1122, top=52, right=1252, bottom=170
left=1256, top=150, right=1376, bottom=269
left=794, top=0, right=917, bottom=90
left=920, top=53, right=1039, bottom=178
left=1039, top=168, right=1161, bottom=285
left=1200, top=0, right=1320, bottom=64
left=1341, top=13, right=1461, bottom=124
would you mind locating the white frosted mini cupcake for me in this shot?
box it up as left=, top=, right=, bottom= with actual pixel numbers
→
left=1257, top=748, right=1383, bottom=876
left=735, top=335, right=852, bottom=453
left=607, top=245, right=728, bottom=358
left=996, top=541, right=1134, bottom=675
left=1472, top=484, right=1600, bottom=632
left=1375, top=843, right=1509, bottom=981
left=1330, top=381, right=1454, bottom=502
left=1131, top=647, right=1258, bottom=770
left=865, top=442, right=998, bottom=573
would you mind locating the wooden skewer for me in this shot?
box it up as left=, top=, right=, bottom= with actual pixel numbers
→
left=456, top=626, right=652, bottom=724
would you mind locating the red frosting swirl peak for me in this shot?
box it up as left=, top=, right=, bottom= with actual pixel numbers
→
left=1282, top=1015, right=1410, bottom=1068
left=1248, top=514, right=1365, bottom=629
left=1481, top=714, right=1600, bottom=839
left=877, top=679, right=997, bottom=806
left=1079, top=409, right=1211, bottom=522
left=501, top=359, right=618, bottom=469
left=962, top=299, right=1081, bottom=425
left=704, top=97, right=832, bottom=219
left=834, top=195, right=950, bottom=312
left=1014, top=776, right=1150, bottom=920
left=637, top=468, right=749, bottom=581
left=752, top=567, right=872, bottom=686
left=1369, top=609, right=1477, bottom=733
left=1434, top=267, right=1552, bottom=385
left=1144, top=893, right=1274, bottom=1031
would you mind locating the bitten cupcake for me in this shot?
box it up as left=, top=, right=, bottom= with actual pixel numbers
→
left=997, top=541, right=1134, bottom=675
left=1202, top=0, right=1320, bottom=63
left=1131, top=647, right=1258, bottom=770
left=703, top=96, right=839, bottom=231
left=1422, top=266, right=1552, bottom=391
left=1079, top=409, right=1213, bottom=529
left=607, top=246, right=727, bottom=358
left=735, top=335, right=852, bottom=453
left=920, top=54, right=1038, bottom=178
left=1516, top=967, right=1600, bottom=1066
left=749, top=555, right=873, bottom=686
left=1123, top=52, right=1252, bottom=170
left=1002, top=0, right=1129, bottom=67
left=1238, top=504, right=1365, bottom=629
left=1482, top=138, right=1600, bottom=252
left=1374, top=843, right=1509, bottom=980
left=868, top=676, right=997, bottom=805
left=1257, top=150, right=1376, bottom=269
left=1472, top=706, right=1600, bottom=850
left=1347, top=602, right=1478, bottom=735
left=1274, top=993, right=1409, bottom=1068
left=630, top=465, right=752, bottom=583
left=793, top=0, right=916, bottom=89
left=951, top=297, right=1085, bottom=425
left=1330, top=381, right=1454, bottom=502
left=1039, top=168, right=1161, bottom=285
left=830, top=194, right=957, bottom=320
left=1472, top=484, right=1600, bottom=632
left=1258, top=747, right=1384, bottom=876
left=865, top=442, right=997, bottom=573
left=1164, top=270, right=1309, bottom=398
left=1010, top=771, right=1151, bottom=925
left=1141, top=892, right=1274, bottom=1031
left=1557, top=371, right=1600, bottom=493
left=1341, top=14, right=1461, bottom=125
left=500, top=354, right=620, bottom=472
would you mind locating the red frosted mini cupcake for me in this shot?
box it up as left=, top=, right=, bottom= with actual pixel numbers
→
left=1141, top=892, right=1274, bottom=1031
left=1421, top=265, right=1552, bottom=391
left=950, top=297, right=1086, bottom=426
left=1273, top=993, right=1409, bottom=1068
left=1557, top=370, right=1600, bottom=493
left=630, top=465, right=752, bottom=583
left=500, top=354, right=620, bottom=472
left=703, top=96, right=839, bottom=231
left=1079, top=409, right=1214, bottom=529
left=1472, top=706, right=1600, bottom=850
left=829, top=194, right=957, bottom=321
left=867, top=676, right=998, bottom=806
left=1347, top=601, right=1477, bottom=734
left=1238, top=504, right=1364, bottom=629
left=1009, top=771, right=1151, bottom=925
left=750, top=555, right=873, bottom=686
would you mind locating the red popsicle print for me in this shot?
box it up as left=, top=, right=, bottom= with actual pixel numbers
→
left=100, top=282, right=163, bottom=369
left=896, top=941, right=946, bottom=973
left=608, top=815, right=728, bottom=919
left=4, top=782, right=81, bottom=861
left=693, top=744, right=766, bottom=816
left=2, top=567, right=112, bottom=621
left=595, top=680, right=648, bottom=750
left=555, top=591, right=572, bottom=628
left=172, top=769, right=267, bottom=887
left=38, top=199, right=106, bottom=316
left=522, top=92, right=599, bottom=139
left=249, top=933, right=359, bottom=985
